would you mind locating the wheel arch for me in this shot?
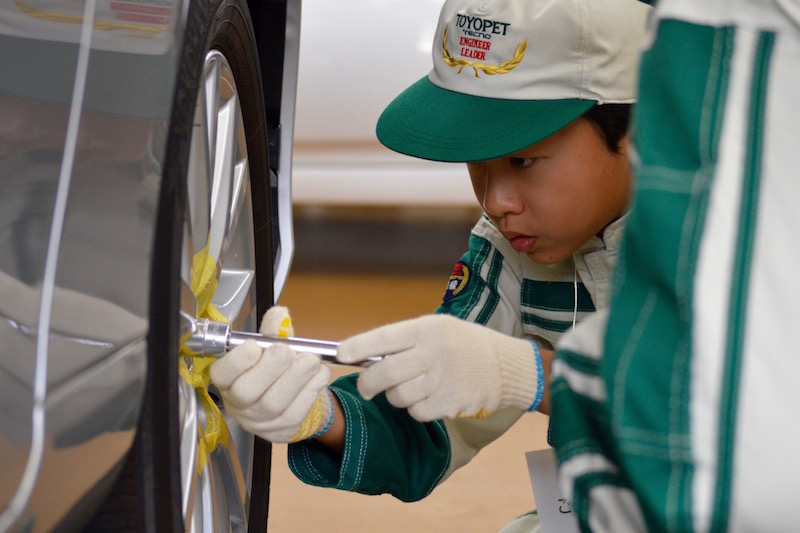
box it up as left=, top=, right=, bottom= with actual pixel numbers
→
left=247, top=0, right=298, bottom=305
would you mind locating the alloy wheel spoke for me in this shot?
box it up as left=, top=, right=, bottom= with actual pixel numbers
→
left=208, top=52, right=240, bottom=269
left=180, top=46, right=256, bottom=532
left=187, top=71, right=212, bottom=258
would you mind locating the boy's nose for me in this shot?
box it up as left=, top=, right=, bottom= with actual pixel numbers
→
left=481, top=170, right=523, bottom=219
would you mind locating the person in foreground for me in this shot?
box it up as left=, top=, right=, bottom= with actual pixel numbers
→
left=210, top=0, right=650, bottom=530
left=548, top=0, right=800, bottom=531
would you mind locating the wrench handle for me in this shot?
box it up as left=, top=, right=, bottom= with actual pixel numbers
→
left=228, top=332, right=382, bottom=367
left=182, top=317, right=381, bottom=367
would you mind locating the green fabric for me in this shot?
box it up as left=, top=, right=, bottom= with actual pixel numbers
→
left=548, top=349, right=609, bottom=460
left=474, top=248, right=505, bottom=325
left=604, top=20, right=732, bottom=531
left=521, top=311, right=578, bottom=334
left=551, top=19, right=734, bottom=532
left=521, top=279, right=594, bottom=313
left=521, top=279, right=594, bottom=333
left=709, top=30, right=773, bottom=533
left=436, top=228, right=495, bottom=322
left=287, top=373, right=451, bottom=502
left=376, top=76, right=596, bottom=163
left=572, top=471, right=632, bottom=532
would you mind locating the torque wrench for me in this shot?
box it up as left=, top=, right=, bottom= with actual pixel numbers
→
left=179, top=312, right=381, bottom=367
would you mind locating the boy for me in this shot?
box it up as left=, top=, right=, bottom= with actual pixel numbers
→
left=210, top=0, right=650, bottom=529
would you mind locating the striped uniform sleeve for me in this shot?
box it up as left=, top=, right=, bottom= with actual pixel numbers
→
left=554, top=7, right=800, bottom=532
left=436, top=216, right=526, bottom=336
left=549, top=310, right=647, bottom=533
left=287, top=373, right=452, bottom=502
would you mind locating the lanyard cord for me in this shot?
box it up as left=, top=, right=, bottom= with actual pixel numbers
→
left=572, top=266, right=578, bottom=330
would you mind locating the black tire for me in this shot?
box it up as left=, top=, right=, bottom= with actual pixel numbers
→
left=83, top=1, right=274, bottom=531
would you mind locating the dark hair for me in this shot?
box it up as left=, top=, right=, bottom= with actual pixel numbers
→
left=582, top=103, right=632, bottom=154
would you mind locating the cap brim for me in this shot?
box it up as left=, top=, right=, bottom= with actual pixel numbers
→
left=376, top=77, right=597, bottom=163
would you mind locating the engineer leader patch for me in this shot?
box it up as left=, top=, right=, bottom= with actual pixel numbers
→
left=442, top=261, right=470, bottom=302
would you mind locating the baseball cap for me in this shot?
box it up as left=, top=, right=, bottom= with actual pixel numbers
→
left=376, top=0, right=651, bottom=163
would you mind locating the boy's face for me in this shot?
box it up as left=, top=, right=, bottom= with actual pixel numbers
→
left=467, top=118, right=631, bottom=265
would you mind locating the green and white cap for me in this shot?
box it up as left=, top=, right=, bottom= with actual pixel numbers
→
left=376, top=0, right=651, bottom=163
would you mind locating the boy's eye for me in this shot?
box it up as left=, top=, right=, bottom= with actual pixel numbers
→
left=509, top=157, right=536, bottom=169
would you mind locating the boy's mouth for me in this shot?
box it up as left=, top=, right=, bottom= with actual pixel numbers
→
left=508, top=235, right=537, bottom=253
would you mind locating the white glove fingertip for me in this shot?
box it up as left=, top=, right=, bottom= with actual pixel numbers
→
left=384, top=375, right=428, bottom=410
left=407, top=403, right=438, bottom=423
left=290, top=351, right=331, bottom=392
left=223, top=343, right=295, bottom=409
left=356, top=365, right=398, bottom=401
left=209, top=339, right=262, bottom=390
left=295, top=350, right=324, bottom=372
left=260, top=306, right=294, bottom=337
left=384, top=386, right=414, bottom=410
left=355, top=372, right=379, bottom=401
left=336, top=319, right=420, bottom=364
left=261, top=342, right=296, bottom=370
left=335, top=337, right=374, bottom=365
left=307, top=357, right=331, bottom=387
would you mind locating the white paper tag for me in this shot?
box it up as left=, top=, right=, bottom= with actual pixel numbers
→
left=526, top=449, right=580, bottom=533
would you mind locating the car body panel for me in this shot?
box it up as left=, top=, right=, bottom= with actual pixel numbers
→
left=0, top=1, right=185, bottom=530
left=0, top=0, right=299, bottom=529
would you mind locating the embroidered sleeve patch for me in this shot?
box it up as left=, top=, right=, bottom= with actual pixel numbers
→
left=442, top=261, right=470, bottom=302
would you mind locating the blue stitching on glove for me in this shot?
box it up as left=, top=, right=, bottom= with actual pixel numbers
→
left=311, top=388, right=335, bottom=438
left=527, top=340, right=545, bottom=412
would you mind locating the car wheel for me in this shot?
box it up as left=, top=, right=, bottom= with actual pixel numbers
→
left=84, top=1, right=273, bottom=531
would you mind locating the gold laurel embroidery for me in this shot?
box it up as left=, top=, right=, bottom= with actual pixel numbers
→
left=451, top=264, right=469, bottom=297
left=442, top=26, right=527, bottom=78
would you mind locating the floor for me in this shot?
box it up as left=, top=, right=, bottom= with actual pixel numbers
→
left=265, top=207, right=551, bottom=532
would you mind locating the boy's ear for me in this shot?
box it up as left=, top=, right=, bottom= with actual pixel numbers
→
left=617, top=133, right=631, bottom=155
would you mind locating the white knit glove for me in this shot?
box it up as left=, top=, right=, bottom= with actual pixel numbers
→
left=209, top=307, right=333, bottom=443
left=336, top=314, right=544, bottom=422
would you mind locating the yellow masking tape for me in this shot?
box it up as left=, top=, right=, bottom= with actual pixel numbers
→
left=180, top=243, right=229, bottom=473
left=277, top=316, right=294, bottom=338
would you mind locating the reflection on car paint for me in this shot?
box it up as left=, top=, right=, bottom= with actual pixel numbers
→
left=0, top=0, right=185, bottom=529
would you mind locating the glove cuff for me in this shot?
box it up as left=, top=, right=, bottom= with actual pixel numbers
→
left=496, top=336, right=543, bottom=412
left=288, top=388, right=334, bottom=443
left=311, top=389, right=335, bottom=438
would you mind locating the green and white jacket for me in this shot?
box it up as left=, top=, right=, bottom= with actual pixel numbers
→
left=287, top=214, right=626, bottom=504
left=550, top=3, right=800, bottom=532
